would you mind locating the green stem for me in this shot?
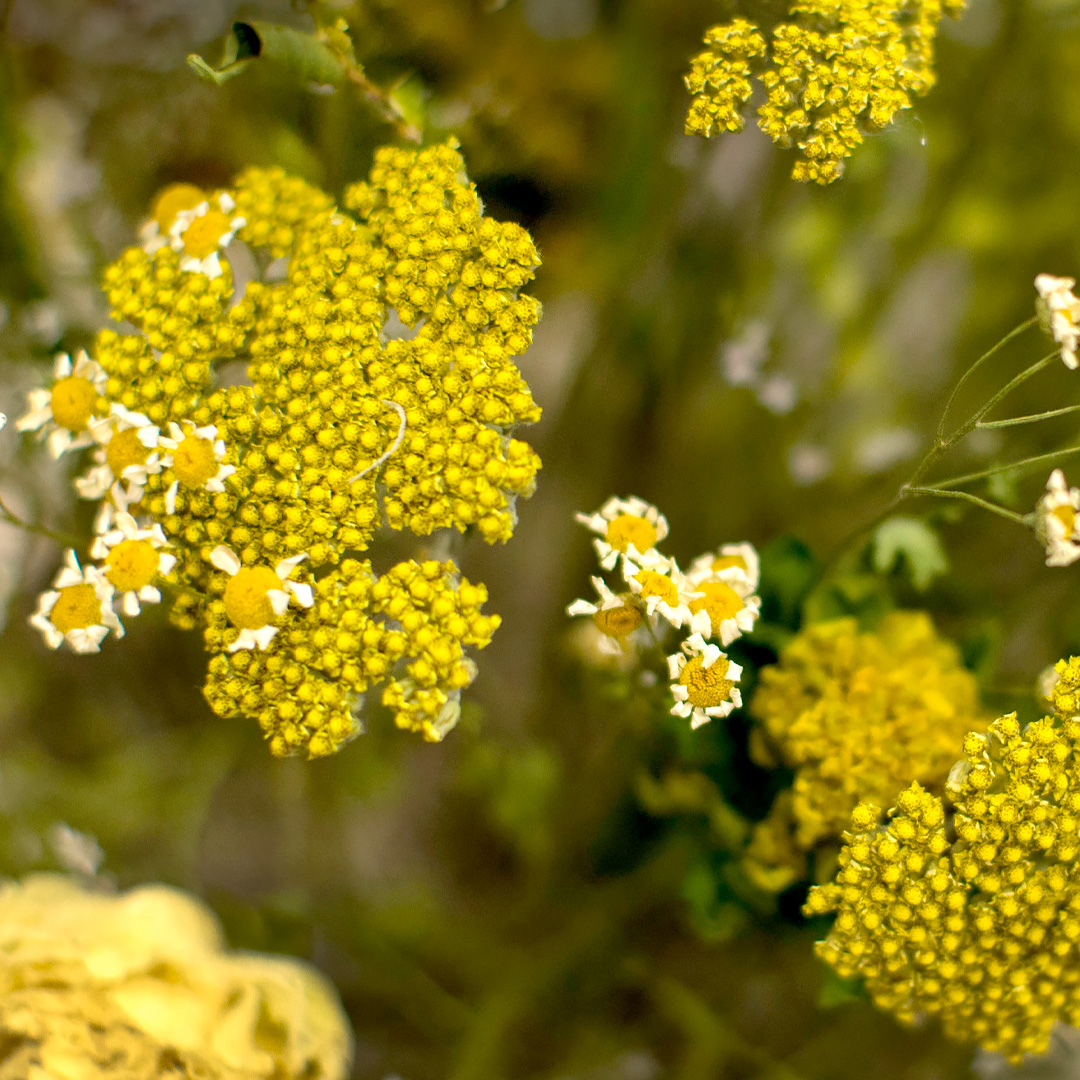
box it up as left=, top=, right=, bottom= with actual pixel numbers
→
left=964, top=351, right=1060, bottom=428
left=0, top=494, right=77, bottom=548
left=926, top=444, right=1080, bottom=490
left=905, top=486, right=1032, bottom=526
left=936, top=316, right=1036, bottom=443
left=977, top=402, right=1080, bottom=429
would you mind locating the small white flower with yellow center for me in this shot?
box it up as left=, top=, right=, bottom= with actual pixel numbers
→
left=687, top=541, right=760, bottom=592
left=210, top=546, right=315, bottom=652
left=15, top=350, right=107, bottom=458
left=169, top=193, right=245, bottom=279
left=622, top=554, right=695, bottom=629
left=576, top=496, right=669, bottom=570
left=668, top=634, right=742, bottom=729
left=682, top=571, right=760, bottom=646
left=1035, top=274, right=1080, bottom=370
left=156, top=421, right=235, bottom=513
left=89, top=511, right=176, bottom=617
left=29, top=550, right=124, bottom=654
left=75, top=404, right=161, bottom=507
left=1037, top=468, right=1080, bottom=567
left=567, top=576, right=647, bottom=655
left=138, top=181, right=208, bottom=253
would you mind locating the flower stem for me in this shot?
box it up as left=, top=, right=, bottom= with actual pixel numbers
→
left=0, top=493, right=77, bottom=547
left=925, top=444, right=1080, bottom=490
left=935, top=316, right=1036, bottom=444
left=905, top=486, right=1033, bottom=526
left=977, top=402, right=1080, bottom=429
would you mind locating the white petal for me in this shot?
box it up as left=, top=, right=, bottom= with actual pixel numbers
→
left=122, top=592, right=142, bottom=617
left=267, top=588, right=289, bottom=616
left=209, top=545, right=242, bottom=575
left=287, top=581, right=314, bottom=608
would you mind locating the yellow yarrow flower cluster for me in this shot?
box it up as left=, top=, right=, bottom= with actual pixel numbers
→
left=684, top=0, right=966, bottom=183
left=805, top=679, right=1080, bottom=1063
left=19, top=140, right=542, bottom=755
left=0, top=874, right=351, bottom=1079
left=747, top=613, right=986, bottom=884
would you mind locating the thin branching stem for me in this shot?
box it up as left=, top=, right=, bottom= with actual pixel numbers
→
left=977, top=403, right=1080, bottom=429
left=0, top=493, right=77, bottom=548
left=905, top=486, right=1032, bottom=526
left=926, top=444, right=1080, bottom=490
left=935, top=316, right=1036, bottom=444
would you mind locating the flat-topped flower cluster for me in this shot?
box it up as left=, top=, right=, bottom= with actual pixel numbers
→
left=17, top=140, right=543, bottom=756
left=684, top=0, right=966, bottom=183
left=567, top=496, right=760, bottom=729
left=806, top=655, right=1080, bottom=1062
left=745, top=612, right=987, bottom=891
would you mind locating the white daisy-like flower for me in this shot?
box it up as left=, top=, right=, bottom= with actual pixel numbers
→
left=622, top=554, right=696, bottom=630
left=156, top=421, right=236, bottom=513
left=682, top=573, right=760, bottom=646
left=1036, top=468, right=1080, bottom=567
left=29, top=550, right=124, bottom=654
left=169, top=192, right=245, bottom=279
left=137, top=181, right=208, bottom=254
left=75, top=404, right=162, bottom=507
left=567, top=575, right=647, bottom=655
left=1035, top=274, right=1080, bottom=370
left=210, top=546, right=315, bottom=653
left=89, top=511, right=176, bottom=617
left=575, top=496, right=669, bottom=570
left=667, top=634, right=742, bottom=729
left=686, top=541, right=760, bottom=592
left=15, top=350, right=107, bottom=458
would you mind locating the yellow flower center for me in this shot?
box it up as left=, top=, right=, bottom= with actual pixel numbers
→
left=173, top=434, right=219, bottom=488
left=50, top=376, right=97, bottom=432
left=50, top=584, right=102, bottom=634
left=1053, top=504, right=1076, bottom=536
left=592, top=599, right=644, bottom=639
left=180, top=210, right=233, bottom=258
left=106, top=427, right=149, bottom=476
left=605, top=514, right=657, bottom=555
left=224, top=566, right=282, bottom=630
left=712, top=553, right=748, bottom=573
left=679, top=654, right=735, bottom=709
left=635, top=570, right=677, bottom=604
left=688, top=581, right=743, bottom=627
left=105, top=539, right=160, bottom=592
left=152, top=182, right=206, bottom=231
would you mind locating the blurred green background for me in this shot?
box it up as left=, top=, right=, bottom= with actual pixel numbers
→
left=3, top=0, right=1080, bottom=1076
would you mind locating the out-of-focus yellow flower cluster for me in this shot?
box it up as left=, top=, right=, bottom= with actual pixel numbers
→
left=0, top=874, right=351, bottom=1080
left=18, top=140, right=543, bottom=755
left=746, top=613, right=986, bottom=889
left=805, top=666, right=1080, bottom=1063
left=684, top=0, right=966, bottom=183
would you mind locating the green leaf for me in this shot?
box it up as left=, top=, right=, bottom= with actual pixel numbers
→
left=188, top=22, right=348, bottom=89
left=871, top=515, right=949, bottom=591
left=758, top=535, right=819, bottom=628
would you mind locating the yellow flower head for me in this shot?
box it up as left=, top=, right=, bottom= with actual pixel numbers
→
left=684, top=0, right=967, bottom=183
left=23, top=140, right=542, bottom=758
left=0, top=874, right=352, bottom=1079
left=749, top=612, right=987, bottom=855
left=805, top=696, right=1080, bottom=1063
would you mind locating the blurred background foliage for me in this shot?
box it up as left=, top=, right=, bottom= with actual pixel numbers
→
left=3, top=0, right=1080, bottom=1077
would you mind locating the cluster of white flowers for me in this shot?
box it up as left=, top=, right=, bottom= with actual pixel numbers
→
left=568, top=495, right=760, bottom=729
left=14, top=350, right=307, bottom=656
left=1035, top=273, right=1080, bottom=370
